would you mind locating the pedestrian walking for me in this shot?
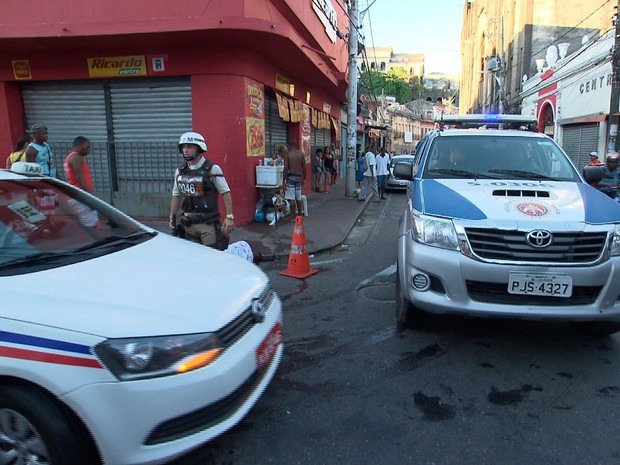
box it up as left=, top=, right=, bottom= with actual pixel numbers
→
left=64, top=136, right=98, bottom=227
left=25, top=124, right=57, bottom=177
left=283, top=138, right=306, bottom=217
left=358, top=145, right=379, bottom=202
left=6, top=135, right=30, bottom=169
left=356, top=147, right=365, bottom=189
left=376, top=146, right=390, bottom=199
left=313, top=147, right=324, bottom=192
left=584, top=151, right=603, bottom=171
left=322, top=145, right=334, bottom=192
left=64, top=136, right=94, bottom=192
left=169, top=131, right=234, bottom=250
left=331, top=143, right=340, bottom=184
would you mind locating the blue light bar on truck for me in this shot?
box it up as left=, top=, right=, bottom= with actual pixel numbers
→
left=435, top=114, right=538, bottom=131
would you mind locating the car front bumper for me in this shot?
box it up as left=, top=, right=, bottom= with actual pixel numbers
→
left=62, top=302, right=283, bottom=465
left=398, top=235, right=620, bottom=322
left=387, top=177, right=410, bottom=190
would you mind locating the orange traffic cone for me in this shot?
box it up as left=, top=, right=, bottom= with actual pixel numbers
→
left=280, top=215, right=319, bottom=279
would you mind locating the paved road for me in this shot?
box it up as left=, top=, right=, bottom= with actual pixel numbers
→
left=171, top=192, right=620, bottom=465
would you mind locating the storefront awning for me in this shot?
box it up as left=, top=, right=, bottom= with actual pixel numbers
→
left=558, top=113, right=607, bottom=125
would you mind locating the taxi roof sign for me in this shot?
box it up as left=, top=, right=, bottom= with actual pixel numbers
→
left=436, top=114, right=538, bottom=131
left=10, top=162, right=44, bottom=176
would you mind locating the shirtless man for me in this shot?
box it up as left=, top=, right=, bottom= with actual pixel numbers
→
left=283, top=138, right=306, bottom=217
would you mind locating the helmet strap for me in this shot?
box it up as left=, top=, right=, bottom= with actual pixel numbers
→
left=183, top=153, right=200, bottom=161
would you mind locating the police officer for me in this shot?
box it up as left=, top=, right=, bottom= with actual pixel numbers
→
left=169, top=131, right=234, bottom=249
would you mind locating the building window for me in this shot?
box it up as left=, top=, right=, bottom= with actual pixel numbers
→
left=380, top=62, right=386, bottom=71
left=371, top=62, right=376, bottom=70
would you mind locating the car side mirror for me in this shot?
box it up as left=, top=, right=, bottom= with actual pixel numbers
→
left=394, top=161, right=414, bottom=181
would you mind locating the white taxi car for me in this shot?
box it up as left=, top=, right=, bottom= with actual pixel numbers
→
left=0, top=163, right=283, bottom=464
left=395, top=115, right=620, bottom=335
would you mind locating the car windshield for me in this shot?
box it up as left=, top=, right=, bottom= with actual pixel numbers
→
left=0, top=177, right=153, bottom=274
left=423, top=135, right=581, bottom=181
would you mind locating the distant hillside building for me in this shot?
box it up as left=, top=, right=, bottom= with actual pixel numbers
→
left=422, top=72, right=460, bottom=106
left=362, top=46, right=424, bottom=78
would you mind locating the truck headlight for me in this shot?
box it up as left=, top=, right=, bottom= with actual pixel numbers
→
left=95, top=333, right=223, bottom=381
left=610, top=225, right=620, bottom=257
left=410, top=212, right=458, bottom=250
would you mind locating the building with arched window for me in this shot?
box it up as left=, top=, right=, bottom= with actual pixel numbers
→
left=363, top=46, right=424, bottom=79
left=521, top=31, right=614, bottom=170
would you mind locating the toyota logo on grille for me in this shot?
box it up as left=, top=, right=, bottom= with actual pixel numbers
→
left=526, top=229, right=553, bottom=248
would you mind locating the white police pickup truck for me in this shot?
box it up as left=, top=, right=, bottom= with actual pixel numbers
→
left=394, top=115, right=620, bottom=335
left=0, top=163, right=283, bottom=464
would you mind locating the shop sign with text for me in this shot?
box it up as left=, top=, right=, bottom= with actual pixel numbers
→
left=87, top=55, right=147, bottom=77
left=12, top=60, right=32, bottom=80
left=559, top=62, right=612, bottom=120
left=245, top=78, right=265, bottom=157
left=312, top=0, right=338, bottom=43
left=275, top=73, right=294, bottom=96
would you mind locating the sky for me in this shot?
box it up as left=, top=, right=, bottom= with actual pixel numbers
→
left=359, top=0, right=464, bottom=75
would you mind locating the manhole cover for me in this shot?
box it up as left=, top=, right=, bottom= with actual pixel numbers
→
left=358, top=282, right=395, bottom=302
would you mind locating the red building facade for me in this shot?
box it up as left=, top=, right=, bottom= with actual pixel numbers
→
left=0, top=0, right=349, bottom=222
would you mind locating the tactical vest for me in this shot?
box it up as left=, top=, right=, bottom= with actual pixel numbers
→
left=176, top=160, right=220, bottom=223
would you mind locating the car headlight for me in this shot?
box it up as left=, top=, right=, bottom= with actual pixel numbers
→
left=95, top=333, right=223, bottom=381
left=410, top=211, right=458, bottom=250
left=610, top=224, right=620, bottom=257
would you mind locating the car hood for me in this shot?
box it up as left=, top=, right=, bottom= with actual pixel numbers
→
left=1, top=234, right=267, bottom=338
left=413, top=179, right=620, bottom=224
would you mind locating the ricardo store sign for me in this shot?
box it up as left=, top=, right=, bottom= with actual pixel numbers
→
left=87, top=55, right=147, bottom=77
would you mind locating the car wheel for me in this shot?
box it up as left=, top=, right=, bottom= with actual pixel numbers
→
left=395, top=264, right=427, bottom=330
left=0, top=385, right=97, bottom=465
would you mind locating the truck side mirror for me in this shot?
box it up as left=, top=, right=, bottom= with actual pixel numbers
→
left=583, top=165, right=603, bottom=185
left=394, top=161, right=414, bottom=181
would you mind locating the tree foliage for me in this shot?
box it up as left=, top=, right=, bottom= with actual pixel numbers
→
left=358, top=67, right=423, bottom=104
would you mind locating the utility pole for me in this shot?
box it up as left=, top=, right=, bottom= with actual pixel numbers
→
left=345, top=0, right=359, bottom=197
left=609, top=1, right=620, bottom=152
left=498, top=15, right=506, bottom=115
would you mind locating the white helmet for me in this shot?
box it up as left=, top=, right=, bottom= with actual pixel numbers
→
left=178, top=131, right=207, bottom=153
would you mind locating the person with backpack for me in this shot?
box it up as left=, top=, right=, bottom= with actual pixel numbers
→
left=169, top=131, right=235, bottom=250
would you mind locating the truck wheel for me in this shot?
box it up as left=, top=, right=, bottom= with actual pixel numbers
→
left=395, top=264, right=427, bottom=330
left=0, top=385, right=96, bottom=465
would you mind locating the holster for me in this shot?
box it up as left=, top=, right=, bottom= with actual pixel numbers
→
left=181, top=212, right=218, bottom=226
left=171, top=214, right=185, bottom=238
